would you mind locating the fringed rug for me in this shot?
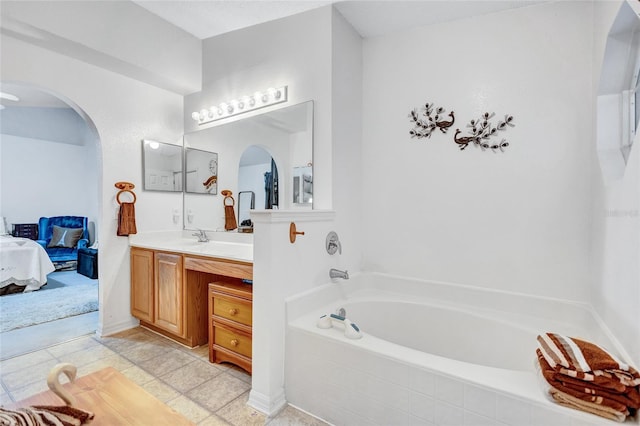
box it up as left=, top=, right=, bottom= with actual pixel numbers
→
left=0, top=280, right=98, bottom=332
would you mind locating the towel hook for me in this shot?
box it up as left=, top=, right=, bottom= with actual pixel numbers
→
left=115, top=181, right=136, bottom=205
left=289, top=222, right=305, bottom=243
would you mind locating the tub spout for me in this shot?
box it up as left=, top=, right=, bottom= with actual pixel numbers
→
left=329, top=268, right=349, bottom=280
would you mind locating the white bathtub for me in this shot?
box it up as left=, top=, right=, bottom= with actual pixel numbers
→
left=285, top=272, right=637, bottom=426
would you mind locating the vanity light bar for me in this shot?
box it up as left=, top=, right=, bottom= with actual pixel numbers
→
left=191, top=86, right=288, bottom=125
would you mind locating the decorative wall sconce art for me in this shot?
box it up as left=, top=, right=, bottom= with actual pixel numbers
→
left=192, top=86, right=288, bottom=125
left=409, top=103, right=455, bottom=138
left=409, top=101, right=515, bottom=152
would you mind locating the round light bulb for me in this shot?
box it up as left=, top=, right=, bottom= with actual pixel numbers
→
left=191, top=112, right=199, bottom=121
left=248, top=96, right=256, bottom=107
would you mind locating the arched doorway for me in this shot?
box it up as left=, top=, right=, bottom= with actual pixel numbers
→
left=0, top=81, right=101, bottom=359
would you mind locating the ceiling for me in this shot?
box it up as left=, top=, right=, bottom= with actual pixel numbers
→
left=133, top=0, right=547, bottom=40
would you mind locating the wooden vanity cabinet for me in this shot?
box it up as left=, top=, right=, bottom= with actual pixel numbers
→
left=129, top=247, right=207, bottom=347
left=209, top=281, right=253, bottom=374
left=153, top=252, right=183, bottom=336
left=130, top=246, right=253, bottom=353
left=130, top=247, right=154, bottom=322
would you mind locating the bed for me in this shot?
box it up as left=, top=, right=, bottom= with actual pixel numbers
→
left=0, top=235, right=55, bottom=295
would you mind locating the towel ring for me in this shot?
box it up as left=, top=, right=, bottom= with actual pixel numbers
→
left=116, top=190, right=136, bottom=205
left=115, top=181, right=137, bottom=205
left=221, top=189, right=235, bottom=206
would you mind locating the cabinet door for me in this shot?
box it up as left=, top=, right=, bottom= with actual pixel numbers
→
left=130, top=248, right=154, bottom=322
left=154, top=252, right=184, bottom=336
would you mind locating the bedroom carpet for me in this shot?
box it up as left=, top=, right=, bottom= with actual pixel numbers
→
left=0, top=272, right=98, bottom=333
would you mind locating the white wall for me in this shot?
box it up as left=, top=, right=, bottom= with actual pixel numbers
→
left=1, top=1, right=201, bottom=94
left=184, top=7, right=333, bottom=210
left=0, top=134, right=98, bottom=240
left=183, top=6, right=362, bottom=414
left=360, top=2, right=594, bottom=302
left=591, top=0, right=640, bottom=367
left=1, top=33, right=185, bottom=336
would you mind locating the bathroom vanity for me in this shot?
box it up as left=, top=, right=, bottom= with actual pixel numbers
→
left=129, top=233, right=253, bottom=371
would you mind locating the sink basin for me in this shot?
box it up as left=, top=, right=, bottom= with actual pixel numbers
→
left=129, top=233, right=253, bottom=262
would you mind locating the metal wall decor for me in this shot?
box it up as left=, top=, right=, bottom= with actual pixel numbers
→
left=409, top=102, right=515, bottom=152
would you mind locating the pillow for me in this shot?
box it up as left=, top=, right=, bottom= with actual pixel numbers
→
left=47, top=226, right=84, bottom=248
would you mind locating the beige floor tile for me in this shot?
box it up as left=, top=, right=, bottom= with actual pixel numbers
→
left=226, top=365, right=251, bottom=385
left=138, top=348, right=196, bottom=377
left=0, top=350, right=56, bottom=375
left=55, top=344, right=118, bottom=367
left=184, top=344, right=209, bottom=361
left=198, top=414, right=233, bottom=426
left=45, top=336, right=100, bottom=358
left=119, top=339, right=174, bottom=364
left=160, top=359, right=223, bottom=393
left=167, top=395, right=212, bottom=424
left=186, top=373, right=251, bottom=412
left=142, top=379, right=181, bottom=403
left=267, top=405, right=328, bottom=426
left=76, top=355, right=133, bottom=377
left=2, top=359, right=60, bottom=391
left=216, top=391, right=266, bottom=426
left=96, top=328, right=159, bottom=353
left=119, top=365, right=157, bottom=386
left=9, top=379, right=50, bottom=402
left=0, top=392, right=13, bottom=405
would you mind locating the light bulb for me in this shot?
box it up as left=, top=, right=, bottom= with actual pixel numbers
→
left=248, top=96, right=256, bottom=107
left=191, top=112, right=199, bottom=121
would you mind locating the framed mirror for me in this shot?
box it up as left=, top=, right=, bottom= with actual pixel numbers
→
left=142, top=140, right=183, bottom=192
left=183, top=100, right=313, bottom=231
left=185, top=148, right=218, bottom=194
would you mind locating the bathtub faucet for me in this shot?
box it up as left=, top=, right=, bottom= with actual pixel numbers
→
left=329, top=268, right=349, bottom=280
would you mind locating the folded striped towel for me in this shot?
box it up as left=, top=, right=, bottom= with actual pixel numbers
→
left=549, top=387, right=628, bottom=423
left=0, top=405, right=94, bottom=426
left=537, top=333, right=640, bottom=388
left=537, top=349, right=635, bottom=413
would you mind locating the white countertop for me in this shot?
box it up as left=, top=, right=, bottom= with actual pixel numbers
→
left=128, top=231, right=253, bottom=263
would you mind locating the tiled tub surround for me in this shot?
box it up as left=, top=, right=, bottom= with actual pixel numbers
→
left=285, top=273, right=638, bottom=425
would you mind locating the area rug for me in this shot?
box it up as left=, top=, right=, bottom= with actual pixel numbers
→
left=0, top=282, right=98, bottom=332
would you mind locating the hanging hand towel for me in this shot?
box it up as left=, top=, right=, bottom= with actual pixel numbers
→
left=221, top=190, right=238, bottom=231
left=117, top=202, right=137, bottom=236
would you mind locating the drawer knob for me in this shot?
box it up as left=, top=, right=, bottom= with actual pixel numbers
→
left=229, top=308, right=238, bottom=316
left=230, top=339, right=239, bottom=347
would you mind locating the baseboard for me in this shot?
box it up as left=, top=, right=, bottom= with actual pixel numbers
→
left=97, top=317, right=139, bottom=337
left=248, top=388, right=287, bottom=416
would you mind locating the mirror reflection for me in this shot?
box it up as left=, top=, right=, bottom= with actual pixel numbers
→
left=142, top=140, right=183, bottom=192
left=238, top=146, right=278, bottom=209
left=183, top=101, right=313, bottom=231
left=238, top=191, right=255, bottom=232
left=185, top=148, right=218, bottom=194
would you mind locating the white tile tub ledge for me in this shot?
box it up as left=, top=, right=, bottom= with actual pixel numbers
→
left=284, top=272, right=638, bottom=426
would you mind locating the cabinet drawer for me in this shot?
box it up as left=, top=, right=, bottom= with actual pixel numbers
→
left=214, top=324, right=251, bottom=358
left=213, top=295, right=252, bottom=326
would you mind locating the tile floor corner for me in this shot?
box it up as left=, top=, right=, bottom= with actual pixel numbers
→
left=0, top=327, right=327, bottom=426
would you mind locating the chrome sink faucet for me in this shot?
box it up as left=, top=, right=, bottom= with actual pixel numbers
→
left=192, top=229, right=209, bottom=242
left=329, top=268, right=349, bottom=280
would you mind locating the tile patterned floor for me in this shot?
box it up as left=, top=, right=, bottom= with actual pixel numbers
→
left=0, top=327, right=327, bottom=425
